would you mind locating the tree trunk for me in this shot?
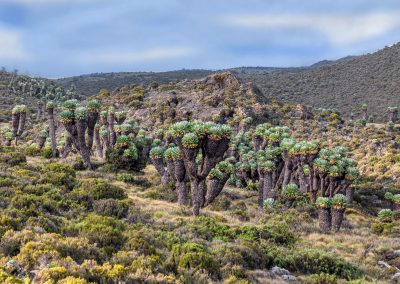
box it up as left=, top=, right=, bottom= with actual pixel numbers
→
left=331, top=208, right=345, bottom=232
left=176, top=181, right=187, bottom=205
left=263, top=173, right=274, bottom=201
left=191, top=180, right=204, bottom=216
left=318, top=208, right=331, bottom=233
left=346, top=187, right=355, bottom=205
left=76, top=120, right=92, bottom=169
left=87, top=112, right=98, bottom=151
left=94, top=127, right=103, bottom=158
left=284, top=198, right=295, bottom=210
left=47, top=108, right=57, bottom=157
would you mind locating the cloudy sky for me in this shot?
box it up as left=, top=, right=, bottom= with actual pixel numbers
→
left=0, top=0, right=400, bottom=78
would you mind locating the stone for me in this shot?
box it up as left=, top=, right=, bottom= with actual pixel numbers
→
left=282, top=274, right=297, bottom=282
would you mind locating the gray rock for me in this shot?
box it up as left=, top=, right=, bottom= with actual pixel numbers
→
left=5, top=259, right=21, bottom=274
left=282, top=274, right=297, bottom=282
left=270, top=266, right=290, bottom=276
left=392, top=272, right=400, bottom=282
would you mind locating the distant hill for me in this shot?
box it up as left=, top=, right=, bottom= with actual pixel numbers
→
left=55, top=70, right=214, bottom=97
left=0, top=70, right=80, bottom=122
left=244, top=44, right=400, bottom=121
left=5, top=43, right=400, bottom=122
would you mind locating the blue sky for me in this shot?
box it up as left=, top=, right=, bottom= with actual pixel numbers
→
left=0, top=0, right=400, bottom=78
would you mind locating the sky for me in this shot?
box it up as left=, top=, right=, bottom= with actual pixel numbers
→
left=0, top=0, right=400, bottom=78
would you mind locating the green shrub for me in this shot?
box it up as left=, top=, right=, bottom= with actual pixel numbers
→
left=119, top=173, right=135, bottom=183
left=282, top=248, right=361, bottom=280
left=41, top=146, right=53, bottom=159
left=40, top=163, right=75, bottom=188
left=258, top=221, right=296, bottom=245
left=0, top=152, right=26, bottom=166
left=24, top=145, right=40, bottom=156
left=77, top=214, right=126, bottom=253
left=174, top=242, right=220, bottom=277
left=93, top=198, right=131, bottom=219
left=305, top=273, right=337, bottom=284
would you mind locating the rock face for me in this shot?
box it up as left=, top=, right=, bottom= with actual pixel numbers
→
left=245, top=43, right=400, bottom=121
left=97, top=72, right=281, bottom=131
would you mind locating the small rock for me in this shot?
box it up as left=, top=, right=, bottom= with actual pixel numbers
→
left=282, top=274, right=297, bottom=282
left=270, top=266, right=290, bottom=276
left=392, top=272, right=400, bottom=282
left=5, top=259, right=21, bottom=274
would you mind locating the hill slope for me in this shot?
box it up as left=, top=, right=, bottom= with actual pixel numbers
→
left=246, top=44, right=400, bottom=121
left=55, top=69, right=214, bottom=97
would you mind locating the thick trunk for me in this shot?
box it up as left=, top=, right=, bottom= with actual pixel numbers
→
left=191, top=180, right=204, bottom=216
left=318, top=208, right=331, bottom=233
left=108, top=113, right=116, bottom=146
left=94, top=128, right=103, bottom=158
left=38, top=137, right=46, bottom=149
left=166, top=160, right=175, bottom=181
left=87, top=112, right=98, bottom=150
left=174, top=160, right=186, bottom=182
left=331, top=208, right=345, bottom=232
left=152, top=158, right=169, bottom=186
left=346, top=187, right=355, bottom=205
left=62, top=134, right=73, bottom=158
left=47, top=109, right=57, bottom=158
left=12, top=112, right=20, bottom=145
left=204, top=174, right=229, bottom=206
left=176, top=181, right=187, bottom=205
left=263, top=173, right=274, bottom=201
left=76, top=120, right=92, bottom=170
left=11, top=112, right=20, bottom=137
left=258, top=173, right=265, bottom=207
left=284, top=198, right=295, bottom=210
left=17, top=112, right=26, bottom=136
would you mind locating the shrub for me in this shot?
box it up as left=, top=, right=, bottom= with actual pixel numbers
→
left=305, top=273, right=337, bottom=284
left=77, top=214, right=126, bottom=253
left=93, top=198, right=131, bottom=219
left=282, top=248, right=361, bottom=280
left=174, top=242, right=220, bottom=277
left=283, top=183, right=300, bottom=199
left=40, top=162, right=75, bottom=188
left=41, top=146, right=53, bottom=159
left=0, top=152, right=26, bottom=166
left=24, top=145, right=40, bottom=156
left=258, top=221, right=296, bottom=245
left=119, top=173, right=135, bottom=183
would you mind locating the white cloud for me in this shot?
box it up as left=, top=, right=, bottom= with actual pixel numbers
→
left=83, top=47, right=197, bottom=64
left=0, top=27, right=28, bottom=60
left=222, top=12, right=400, bottom=45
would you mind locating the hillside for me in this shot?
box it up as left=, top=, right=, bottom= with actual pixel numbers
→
left=0, top=71, right=400, bottom=283
left=0, top=70, right=80, bottom=122
left=93, top=72, right=285, bottom=132
left=55, top=69, right=214, bottom=97
left=246, top=44, right=400, bottom=121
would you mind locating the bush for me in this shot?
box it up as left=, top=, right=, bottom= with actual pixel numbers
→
left=77, top=214, right=126, bottom=254
left=282, top=248, right=361, bottom=280
left=119, top=173, right=135, bottom=183
left=24, top=145, right=40, bottom=156
left=41, top=146, right=53, bottom=159
left=93, top=199, right=131, bottom=219
left=305, top=273, right=337, bottom=284
left=174, top=242, right=220, bottom=277
left=258, top=221, right=297, bottom=245
left=40, top=163, right=76, bottom=188
left=0, top=152, right=26, bottom=166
